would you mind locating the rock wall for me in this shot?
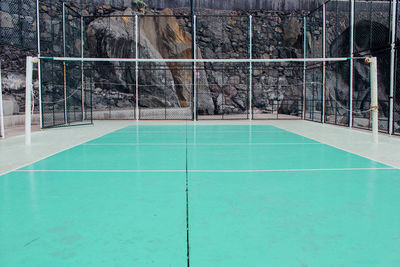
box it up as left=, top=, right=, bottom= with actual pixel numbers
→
left=76, top=0, right=324, bottom=11
left=76, top=7, right=305, bottom=116
left=1, top=2, right=399, bottom=130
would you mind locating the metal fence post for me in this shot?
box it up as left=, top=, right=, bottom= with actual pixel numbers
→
left=249, top=15, right=253, bottom=121
left=81, top=15, right=85, bottom=121
left=135, top=15, right=139, bottom=121
left=36, top=0, right=43, bottom=128
left=389, top=0, right=397, bottom=135
left=349, top=0, right=355, bottom=128
left=193, top=15, right=197, bottom=121
left=62, top=2, right=68, bottom=124
left=322, top=2, right=326, bottom=124
left=303, top=17, right=307, bottom=120
left=0, top=62, right=4, bottom=139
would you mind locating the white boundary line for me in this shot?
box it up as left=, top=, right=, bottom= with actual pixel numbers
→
left=82, top=142, right=322, bottom=146
left=2, top=123, right=398, bottom=177
left=0, top=124, right=131, bottom=177
left=14, top=167, right=394, bottom=173
left=111, top=130, right=288, bottom=134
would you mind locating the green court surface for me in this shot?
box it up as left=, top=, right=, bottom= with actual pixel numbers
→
left=1, top=125, right=399, bottom=266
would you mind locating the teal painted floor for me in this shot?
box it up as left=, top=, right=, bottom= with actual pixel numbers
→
left=1, top=125, right=399, bottom=266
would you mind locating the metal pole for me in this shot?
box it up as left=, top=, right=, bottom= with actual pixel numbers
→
left=36, top=0, right=43, bottom=128
left=389, top=0, right=397, bottom=135
left=135, top=15, right=139, bottom=121
left=25, top=57, right=34, bottom=145
left=249, top=15, right=253, bottom=121
left=192, top=14, right=198, bottom=121
left=367, top=57, right=379, bottom=143
left=322, top=2, right=326, bottom=124
left=81, top=15, right=85, bottom=120
left=303, top=17, right=307, bottom=120
left=63, top=2, right=66, bottom=57
left=0, top=62, right=4, bottom=138
left=42, top=57, right=352, bottom=63
left=349, top=0, right=355, bottom=128
left=62, top=2, right=68, bottom=124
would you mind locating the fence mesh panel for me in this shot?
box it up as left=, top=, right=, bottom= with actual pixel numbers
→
left=139, top=62, right=193, bottom=120
left=0, top=0, right=38, bottom=135
left=39, top=1, right=63, bottom=57
left=305, top=6, right=323, bottom=122
left=354, top=0, right=391, bottom=55
left=394, top=47, right=400, bottom=135
left=252, top=62, right=303, bottom=120
left=65, top=5, right=82, bottom=58
left=325, top=0, right=351, bottom=58
left=40, top=58, right=93, bottom=127
left=306, top=7, right=323, bottom=59
left=0, top=0, right=37, bottom=51
left=197, top=62, right=249, bottom=120
left=196, top=15, right=249, bottom=59
left=324, top=61, right=351, bottom=126
left=304, top=62, right=324, bottom=122
left=352, top=0, right=392, bottom=132
left=2, top=0, right=399, bottom=134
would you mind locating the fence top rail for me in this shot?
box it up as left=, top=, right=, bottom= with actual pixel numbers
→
left=40, top=57, right=355, bottom=63
left=305, top=0, right=392, bottom=18
left=79, top=13, right=304, bottom=18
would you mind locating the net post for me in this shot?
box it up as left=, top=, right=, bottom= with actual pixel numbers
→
left=389, top=0, right=397, bottom=135
left=25, top=57, right=36, bottom=145
left=367, top=57, right=379, bottom=144
left=322, top=2, right=326, bottom=124
left=349, top=0, right=355, bottom=128
left=303, top=17, right=307, bottom=120
left=248, top=15, right=253, bottom=121
left=0, top=61, right=4, bottom=139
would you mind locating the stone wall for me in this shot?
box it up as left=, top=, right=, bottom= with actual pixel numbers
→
left=76, top=0, right=324, bottom=11
left=1, top=1, right=399, bottom=130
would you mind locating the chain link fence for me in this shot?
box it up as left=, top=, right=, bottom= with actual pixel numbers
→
left=1, top=0, right=400, bottom=135
left=0, top=0, right=37, bottom=51
left=0, top=0, right=39, bottom=136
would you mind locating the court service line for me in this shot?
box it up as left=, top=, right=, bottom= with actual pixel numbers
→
left=83, top=142, right=322, bottom=146
left=112, top=130, right=288, bottom=134
left=15, top=167, right=394, bottom=173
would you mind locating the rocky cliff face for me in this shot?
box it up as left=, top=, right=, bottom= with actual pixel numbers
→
left=1, top=2, right=398, bottom=130
left=76, top=0, right=324, bottom=11
left=77, top=6, right=305, bottom=115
